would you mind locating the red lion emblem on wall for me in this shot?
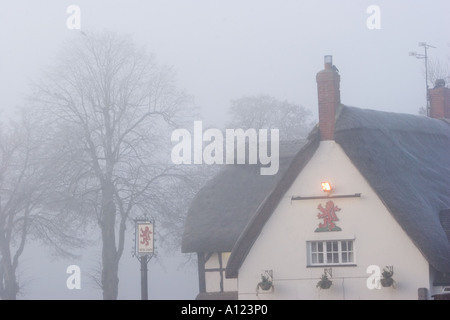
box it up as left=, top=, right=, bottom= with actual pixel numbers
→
left=315, top=200, right=342, bottom=232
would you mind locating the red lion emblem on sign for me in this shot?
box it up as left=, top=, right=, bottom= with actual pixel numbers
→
left=140, top=226, right=152, bottom=246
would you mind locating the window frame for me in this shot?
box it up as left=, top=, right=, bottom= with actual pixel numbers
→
left=307, top=239, right=356, bottom=267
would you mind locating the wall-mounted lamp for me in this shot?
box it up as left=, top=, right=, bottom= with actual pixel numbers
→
left=292, top=182, right=361, bottom=201
left=321, top=182, right=332, bottom=192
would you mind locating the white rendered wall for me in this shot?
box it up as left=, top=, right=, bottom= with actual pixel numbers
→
left=238, top=141, right=431, bottom=300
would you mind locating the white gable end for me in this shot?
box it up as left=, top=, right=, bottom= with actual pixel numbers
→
left=237, top=141, right=430, bottom=299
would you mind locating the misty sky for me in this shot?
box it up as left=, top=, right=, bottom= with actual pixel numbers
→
left=1, top=1, right=449, bottom=125
left=0, top=1, right=449, bottom=299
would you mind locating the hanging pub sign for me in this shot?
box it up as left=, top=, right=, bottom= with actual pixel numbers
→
left=315, top=200, right=342, bottom=232
left=135, top=219, right=154, bottom=256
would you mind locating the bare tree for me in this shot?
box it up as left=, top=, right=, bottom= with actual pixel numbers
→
left=0, top=122, right=27, bottom=300
left=0, top=112, right=83, bottom=300
left=152, top=164, right=219, bottom=254
left=227, top=94, right=313, bottom=140
left=31, top=31, right=193, bottom=299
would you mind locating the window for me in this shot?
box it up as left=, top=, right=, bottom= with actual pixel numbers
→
left=308, top=240, right=355, bottom=266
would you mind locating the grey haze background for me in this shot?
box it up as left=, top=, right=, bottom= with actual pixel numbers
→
left=0, top=0, right=449, bottom=299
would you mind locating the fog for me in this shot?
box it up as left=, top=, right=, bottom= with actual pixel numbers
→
left=0, top=1, right=448, bottom=300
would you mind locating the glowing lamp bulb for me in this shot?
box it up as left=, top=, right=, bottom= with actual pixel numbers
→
left=321, top=182, right=332, bottom=192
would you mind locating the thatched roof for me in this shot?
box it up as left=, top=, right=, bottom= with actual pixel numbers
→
left=334, top=106, right=450, bottom=273
left=182, top=105, right=450, bottom=277
left=181, top=140, right=309, bottom=253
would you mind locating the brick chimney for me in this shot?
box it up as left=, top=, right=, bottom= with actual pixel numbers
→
left=428, top=79, right=450, bottom=119
left=316, top=55, right=340, bottom=141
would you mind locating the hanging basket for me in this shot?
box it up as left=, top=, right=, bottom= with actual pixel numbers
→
left=317, top=279, right=332, bottom=289
left=380, top=277, right=394, bottom=287
left=259, top=281, right=272, bottom=291
left=256, top=272, right=274, bottom=295
left=380, top=267, right=394, bottom=288
left=317, top=274, right=332, bottom=289
left=257, top=275, right=273, bottom=291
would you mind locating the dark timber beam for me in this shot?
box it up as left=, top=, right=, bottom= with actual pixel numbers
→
left=291, top=193, right=362, bottom=201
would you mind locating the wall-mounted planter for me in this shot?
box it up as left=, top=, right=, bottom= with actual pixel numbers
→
left=317, top=268, right=333, bottom=289
left=256, top=270, right=274, bottom=295
left=317, top=274, right=332, bottom=289
left=380, top=266, right=395, bottom=288
left=380, top=277, right=394, bottom=287
left=257, top=277, right=273, bottom=291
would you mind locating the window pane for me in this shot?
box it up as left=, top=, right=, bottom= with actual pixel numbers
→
left=342, top=252, right=348, bottom=263
left=326, top=242, right=331, bottom=251
left=312, top=253, right=318, bottom=264
left=333, top=253, right=338, bottom=263
left=318, top=253, right=324, bottom=263
left=333, top=241, right=338, bottom=251
left=327, top=253, right=332, bottom=263
left=348, top=241, right=353, bottom=251
left=342, top=241, right=347, bottom=251
left=348, top=252, right=354, bottom=263
left=311, top=242, right=317, bottom=252
left=318, top=242, right=323, bottom=252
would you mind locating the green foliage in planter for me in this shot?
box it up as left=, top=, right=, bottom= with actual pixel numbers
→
left=257, top=274, right=273, bottom=291
left=317, top=274, right=332, bottom=289
left=381, top=268, right=394, bottom=287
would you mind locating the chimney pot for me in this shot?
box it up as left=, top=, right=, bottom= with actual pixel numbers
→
left=324, top=55, right=333, bottom=70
